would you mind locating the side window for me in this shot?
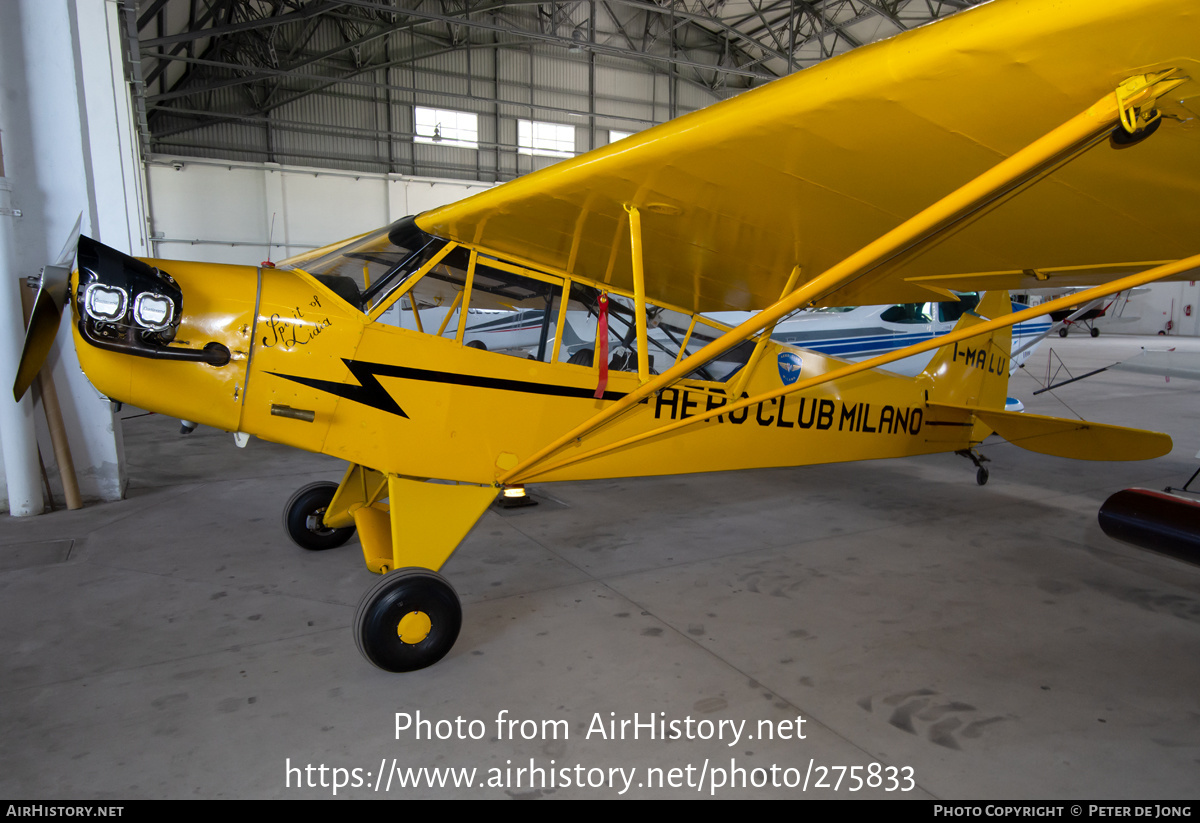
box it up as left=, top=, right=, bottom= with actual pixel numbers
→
left=678, top=319, right=753, bottom=383
left=377, top=250, right=566, bottom=363
left=880, top=303, right=935, bottom=324
left=563, top=285, right=748, bottom=382
left=461, top=263, right=563, bottom=362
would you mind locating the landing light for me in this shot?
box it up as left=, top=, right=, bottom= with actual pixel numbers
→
left=496, top=484, right=537, bottom=510
left=134, top=293, right=175, bottom=330
left=83, top=283, right=127, bottom=322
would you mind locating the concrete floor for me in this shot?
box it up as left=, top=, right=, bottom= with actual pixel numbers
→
left=3, top=334, right=1200, bottom=800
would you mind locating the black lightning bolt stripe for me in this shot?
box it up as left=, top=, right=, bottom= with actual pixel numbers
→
left=269, top=359, right=628, bottom=418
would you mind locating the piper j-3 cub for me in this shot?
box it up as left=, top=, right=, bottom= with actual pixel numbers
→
left=15, top=0, right=1200, bottom=672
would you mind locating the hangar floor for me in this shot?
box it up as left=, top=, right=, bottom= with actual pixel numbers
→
left=3, top=334, right=1200, bottom=800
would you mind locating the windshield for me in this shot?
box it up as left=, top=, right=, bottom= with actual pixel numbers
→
left=283, top=216, right=446, bottom=312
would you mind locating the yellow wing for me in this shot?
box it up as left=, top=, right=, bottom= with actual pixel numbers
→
left=417, top=0, right=1200, bottom=314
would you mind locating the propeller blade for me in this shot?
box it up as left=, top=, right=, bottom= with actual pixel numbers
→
left=53, top=215, right=82, bottom=269
left=13, top=217, right=81, bottom=401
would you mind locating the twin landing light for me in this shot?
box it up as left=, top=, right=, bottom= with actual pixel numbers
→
left=83, top=285, right=175, bottom=332
left=77, top=236, right=182, bottom=344
left=73, top=236, right=230, bottom=367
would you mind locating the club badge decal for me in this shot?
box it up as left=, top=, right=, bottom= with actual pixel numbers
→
left=777, top=352, right=803, bottom=386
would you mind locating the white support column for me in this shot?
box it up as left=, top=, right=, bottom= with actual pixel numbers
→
left=0, top=159, right=44, bottom=516
left=0, top=0, right=147, bottom=511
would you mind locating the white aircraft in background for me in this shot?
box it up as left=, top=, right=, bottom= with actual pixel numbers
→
left=1031, top=287, right=1147, bottom=337
left=709, top=294, right=1052, bottom=378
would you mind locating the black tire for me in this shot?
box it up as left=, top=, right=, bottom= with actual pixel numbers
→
left=1090, top=327, right=1100, bottom=338
left=283, top=481, right=355, bottom=551
left=1058, top=327, right=1069, bottom=338
left=466, top=340, right=487, bottom=350
left=976, top=466, right=989, bottom=486
left=355, top=569, right=462, bottom=672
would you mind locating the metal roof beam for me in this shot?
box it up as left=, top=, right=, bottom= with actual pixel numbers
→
left=141, top=1, right=339, bottom=47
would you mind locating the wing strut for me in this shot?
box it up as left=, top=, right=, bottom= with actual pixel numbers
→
left=497, top=72, right=1186, bottom=486
left=512, top=254, right=1200, bottom=481
left=625, top=205, right=650, bottom=383
left=731, top=265, right=802, bottom=399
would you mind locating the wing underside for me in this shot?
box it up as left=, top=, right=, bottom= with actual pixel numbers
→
left=417, top=0, right=1200, bottom=315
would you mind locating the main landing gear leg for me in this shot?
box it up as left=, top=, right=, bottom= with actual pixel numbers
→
left=956, top=448, right=991, bottom=486
left=347, top=473, right=497, bottom=672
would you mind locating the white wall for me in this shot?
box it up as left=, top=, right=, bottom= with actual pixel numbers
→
left=146, top=157, right=494, bottom=266
left=1106, top=281, right=1200, bottom=337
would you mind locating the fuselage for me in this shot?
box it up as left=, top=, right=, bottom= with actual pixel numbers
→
left=69, top=222, right=1004, bottom=487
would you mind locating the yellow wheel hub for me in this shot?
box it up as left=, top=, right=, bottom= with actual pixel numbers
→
left=396, top=610, right=432, bottom=644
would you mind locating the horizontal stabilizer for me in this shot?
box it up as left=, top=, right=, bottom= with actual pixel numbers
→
left=1112, top=350, right=1200, bottom=381
left=928, top=403, right=1171, bottom=461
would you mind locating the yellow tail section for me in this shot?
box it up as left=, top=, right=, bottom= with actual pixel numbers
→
left=926, top=405, right=1172, bottom=461
left=922, top=291, right=1012, bottom=410
left=919, top=292, right=1171, bottom=461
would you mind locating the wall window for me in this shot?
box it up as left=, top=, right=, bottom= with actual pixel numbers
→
left=518, top=120, right=576, bottom=157
left=414, top=107, right=478, bottom=149
left=608, top=130, right=634, bottom=143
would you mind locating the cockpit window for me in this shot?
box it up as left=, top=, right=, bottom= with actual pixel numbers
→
left=880, top=303, right=935, bottom=324
left=937, top=292, right=980, bottom=323
left=282, top=216, right=447, bottom=312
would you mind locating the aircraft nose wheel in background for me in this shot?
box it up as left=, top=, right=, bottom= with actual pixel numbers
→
left=283, top=481, right=357, bottom=551
left=355, top=569, right=463, bottom=672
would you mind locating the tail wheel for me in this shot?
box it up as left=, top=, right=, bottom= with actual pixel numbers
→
left=283, top=481, right=356, bottom=551
left=355, top=569, right=462, bottom=672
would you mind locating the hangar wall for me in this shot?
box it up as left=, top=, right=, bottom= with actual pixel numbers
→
left=145, top=157, right=493, bottom=266
left=1109, top=282, right=1200, bottom=338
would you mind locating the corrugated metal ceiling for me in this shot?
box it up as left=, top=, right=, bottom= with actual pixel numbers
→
left=130, top=0, right=984, bottom=178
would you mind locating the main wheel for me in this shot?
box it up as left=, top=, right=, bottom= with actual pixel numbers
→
left=283, top=481, right=356, bottom=551
left=976, top=466, right=989, bottom=486
left=355, top=569, right=463, bottom=672
left=1090, top=327, right=1100, bottom=338
left=1058, top=327, right=1069, bottom=338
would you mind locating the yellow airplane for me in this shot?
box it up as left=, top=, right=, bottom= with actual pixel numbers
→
left=13, top=0, right=1200, bottom=672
